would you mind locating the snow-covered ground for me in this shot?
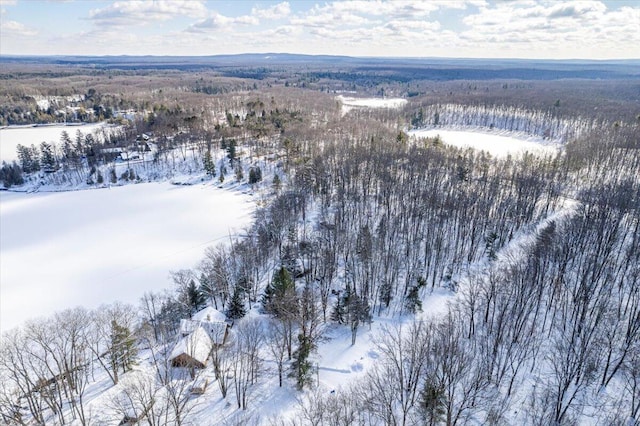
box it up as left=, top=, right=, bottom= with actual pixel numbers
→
left=0, top=181, right=254, bottom=332
left=0, top=122, right=116, bottom=163
left=336, top=95, right=407, bottom=115
left=409, top=127, right=562, bottom=157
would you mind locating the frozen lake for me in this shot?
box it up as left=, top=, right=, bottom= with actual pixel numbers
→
left=0, top=123, right=115, bottom=164
left=0, top=182, right=254, bottom=332
left=409, top=128, right=562, bottom=158
left=336, top=95, right=407, bottom=115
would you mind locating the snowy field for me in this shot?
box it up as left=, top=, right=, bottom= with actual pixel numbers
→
left=0, top=182, right=254, bottom=332
left=0, top=123, right=114, bottom=163
left=409, top=127, right=562, bottom=157
left=336, top=95, right=407, bottom=115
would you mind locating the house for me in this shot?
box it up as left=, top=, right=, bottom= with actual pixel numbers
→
left=169, top=326, right=213, bottom=369
left=170, top=307, right=230, bottom=369
left=179, top=306, right=230, bottom=345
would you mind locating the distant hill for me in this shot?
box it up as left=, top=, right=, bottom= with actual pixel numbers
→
left=1, top=53, right=638, bottom=80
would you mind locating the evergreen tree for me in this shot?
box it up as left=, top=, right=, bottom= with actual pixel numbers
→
left=262, top=267, right=296, bottom=318
left=330, top=292, right=345, bottom=324
left=109, top=320, right=138, bottom=380
left=419, top=380, right=446, bottom=425
left=226, top=286, right=247, bottom=320
left=405, top=277, right=426, bottom=314
left=0, top=161, right=24, bottom=188
left=40, top=142, right=57, bottom=171
left=273, top=173, right=281, bottom=192
left=203, top=149, right=216, bottom=177
left=235, top=163, right=244, bottom=182
left=187, top=279, right=206, bottom=316
left=379, top=281, right=393, bottom=313
left=290, top=334, right=313, bottom=390
left=248, top=166, right=262, bottom=184
left=341, top=285, right=372, bottom=345
left=226, top=139, right=237, bottom=164
left=16, top=144, right=40, bottom=173
left=484, top=231, right=499, bottom=262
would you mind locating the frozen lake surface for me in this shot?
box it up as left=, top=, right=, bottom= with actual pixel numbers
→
left=336, top=95, right=407, bottom=115
left=409, top=128, right=562, bottom=157
left=0, top=182, right=254, bottom=332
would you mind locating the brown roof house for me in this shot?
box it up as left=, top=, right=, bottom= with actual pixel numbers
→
left=169, top=307, right=229, bottom=369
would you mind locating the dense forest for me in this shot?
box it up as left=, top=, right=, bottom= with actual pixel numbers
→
left=0, top=57, right=639, bottom=425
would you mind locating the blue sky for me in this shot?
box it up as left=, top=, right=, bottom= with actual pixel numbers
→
left=0, top=0, right=638, bottom=59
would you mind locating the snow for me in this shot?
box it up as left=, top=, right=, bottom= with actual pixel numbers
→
left=0, top=182, right=254, bottom=332
left=192, top=306, right=227, bottom=323
left=0, top=122, right=116, bottom=163
left=170, top=326, right=214, bottom=366
left=409, top=127, right=563, bottom=158
left=336, top=95, right=407, bottom=115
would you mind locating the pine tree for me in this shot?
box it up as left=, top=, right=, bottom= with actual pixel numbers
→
left=262, top=267, right=296, bottom=318
left=272, top=173, right=281, bottom=192
left=342, top=285, right=371, bottom=345
left=405, top=277, right=426, bottom=314
left=16, top=144, right=40, bottom=173
left=484, top=231, right=499, bottom=262
left=40, top=142, right=57, bottom=171
left=419, top=380, right=446, bottom=425
left=290, top=334, right=313, bottom=390
left=379, top=281, right=393, bottom=312
left=109, top=320, right=138, bottom=382
left=227, top=286, right=247, bottom=320
left=330, top=292, right=345, bottom=324
left=187, top=279, right=206, bottom=316
left=203, top=149, right=216, bottom=177
left=248, top=166, right=262, bottom=184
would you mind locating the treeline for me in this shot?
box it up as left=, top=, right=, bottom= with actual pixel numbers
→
left=410, top=103, right=598, bottom=141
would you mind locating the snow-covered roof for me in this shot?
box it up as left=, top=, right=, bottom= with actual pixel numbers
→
left=192, top=306, right=226, bottom=323
left=180, top=319, right=227, bottom=345
left=169, top=326, right=212, bottom=366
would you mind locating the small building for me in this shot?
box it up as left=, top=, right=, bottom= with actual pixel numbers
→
left=170, top=306, right=230, bottom=369
left=169, top=326, right=213, bottom=369
left=179, top=306, right=230, bottom=345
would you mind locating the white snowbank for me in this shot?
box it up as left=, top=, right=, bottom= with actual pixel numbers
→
left=336, top=95, right=407, bottom=115
left=0, top=123, right=116, bottom=163
left=409, top=127, right=562, bottom=158
left=0, top=182, right=253, bottom=332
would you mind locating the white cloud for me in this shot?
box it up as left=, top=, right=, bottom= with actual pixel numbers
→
left=0, top=19, right=37, bottom=36
left=0, top=0, right=16, bottom=16
left=186, top=12, right=258, bottom=33
left=2, top=0, right=638, bottom=59
left=252, top=2, right=290, bottom=20
left=458, top=1, right=639, bottom=57
left=89, top=0, right=207, bottom=26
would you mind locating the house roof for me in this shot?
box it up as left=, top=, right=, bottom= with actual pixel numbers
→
left=169, top=326, right=212, bottom=366
left=179, top=319, right=227, bottom=345
left=192, top=306, right=226, bottom=323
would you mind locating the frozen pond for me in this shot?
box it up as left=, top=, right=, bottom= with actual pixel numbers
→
left=0, top=123, right=116, bottom=164
left=0, top=182, right=254, bottom=332
left=409, top=128, right=562, bottom=157
left=336, top=95, right=407, bottom=115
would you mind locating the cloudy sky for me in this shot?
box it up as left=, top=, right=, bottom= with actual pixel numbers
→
left=0, top=0, right=638, bottom=59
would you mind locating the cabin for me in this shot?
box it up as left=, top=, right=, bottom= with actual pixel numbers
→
left=169, top=307, right=230, bottom=369
left=169, top=326, right=213, bottom=369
